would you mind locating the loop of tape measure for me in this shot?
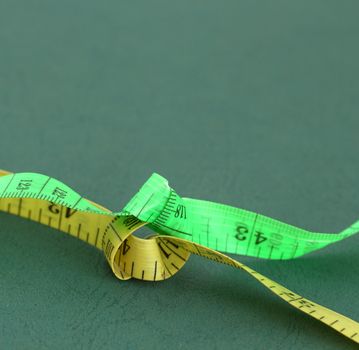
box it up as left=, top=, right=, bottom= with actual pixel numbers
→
left=0, top=169, right=358, bottom=344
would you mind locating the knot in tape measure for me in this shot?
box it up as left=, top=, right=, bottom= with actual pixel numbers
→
left=101, top=216, right=190, bottom=281
left=0, top=169, right=358, bottom=344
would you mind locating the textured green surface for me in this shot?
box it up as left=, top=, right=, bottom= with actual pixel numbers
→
left=1, top=1, right=359, bottom=349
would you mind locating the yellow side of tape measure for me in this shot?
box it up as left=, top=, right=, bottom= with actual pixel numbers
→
left=0, top=169, right=358, bottom=344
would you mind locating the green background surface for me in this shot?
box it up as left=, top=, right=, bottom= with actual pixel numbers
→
left=1, top=1, right=359, bottom=349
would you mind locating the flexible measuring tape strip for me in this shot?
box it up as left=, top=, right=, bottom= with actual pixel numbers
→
left=0, top=169, right=358, bottom=344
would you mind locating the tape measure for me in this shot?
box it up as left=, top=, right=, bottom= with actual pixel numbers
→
left=0, top=169, right=358, bottom=344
